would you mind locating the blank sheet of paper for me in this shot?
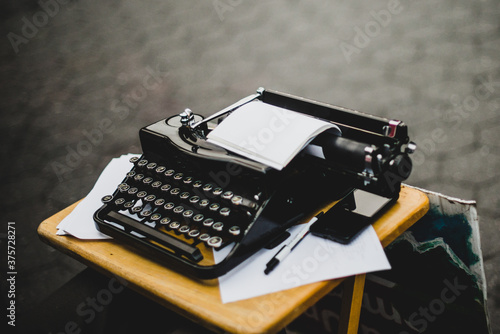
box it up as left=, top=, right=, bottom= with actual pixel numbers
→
left=207, top=101, right=341, bottom=170
left=214, top=224, right=391, bottom=303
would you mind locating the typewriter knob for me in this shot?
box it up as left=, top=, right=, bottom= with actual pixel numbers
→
left=405, top=142, right=417, bottom=154
left=388, top=154, right=412, bottom=180
left=180, top=108, right=194, bottom=126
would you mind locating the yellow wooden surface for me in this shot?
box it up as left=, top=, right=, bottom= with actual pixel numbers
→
left=338, top=274, right=367, bottom=334
left=38, top=185, right=429, bottom=334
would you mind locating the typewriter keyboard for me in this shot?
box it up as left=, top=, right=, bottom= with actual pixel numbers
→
left=100, top=156, right=259, bottom=252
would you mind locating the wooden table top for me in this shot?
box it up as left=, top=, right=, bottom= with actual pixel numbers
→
left=38, top=185, right=429, bottom=334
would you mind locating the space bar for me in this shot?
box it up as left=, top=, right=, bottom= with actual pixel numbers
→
left=106, top=211, right=202, bottom=262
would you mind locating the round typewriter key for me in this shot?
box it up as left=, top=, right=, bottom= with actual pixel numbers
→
left=183, top=176, right=193, bottom=184
left=188, top=229, right=200, bottom=238
left=140, top=210, right=152, bottom=218
left=114, top=198, right=126, bottom=206
left=164, top=202, right=175, bottom=210
left=199, top=199, right=210, bottom=208
left=131, top=206, right=143, bottom=214
left=154, top=198, right=166, bottom=207
left=129, top=156, right=140, bottom=164
left=173, top=205, right=184, bottom=214
left=189, top=195, right=200, bottom=204
left=193, top=214, right=204, bottom=222
left=150, top=213, right=162, bottom=221
left=229, top=226, right=241, bottom=236
left=119, top=184, right=130, bottom=192
left=179, top=225, right=190, bottom=233
left=180, top=192, right=190, bottom=200
left=128, top=187, right=138, bottom=195
left=144, top=194, right=156, bottom=202
left=134, top=174, right=145, bottom=181
left=183, top=210, right=194, bottom=218
left=170, top=188, right=181, bottom=196
left=123, top=201, right=134, bottom=209
left=137, top=191, right=147, bottom=199
left=203, top=218, right=214, bottom=227
left=169, top=221, right=180, bottom=230
left=213, top=188, right=223, bottom=196
left=160, top=217, right=171, bottom=225
left=146, top=162, right=157, bottom=170
left=160, top=184, right=172, bottom=192
left=231, top=195, right=243, bottom=205
left=173, top=172, right=184, bottom=181
left=155, top=166, right=166, bottom=174
left=203, top=183, right=213, bottom=192
left=222, top=191, right=234, bottom=200
left=151, top=181, right=162, bottom=189
left=220, top=207, right=231, bottom=216
left=164, top=169, right=175, bottom=177
left=209, top=203, right=220, bottom=211
left=212, top=222, right=224, bottom=231
left=126, top=170, right=136, bottom=177
left=208, top=236, right=223, bottom=248
left=101, top=195, right=113, bottom=203
left=143, top=177, right=153, bottom=185
left=117, top=182, right=130, bottom=190
left=137, top=159, right=148, bottom=167
left=193, top=180, right=203, bottom=188
left=199, top=233, right=210, bottom=242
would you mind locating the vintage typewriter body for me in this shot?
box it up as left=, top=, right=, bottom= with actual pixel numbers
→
left=94, top=88, right=416, bottom=279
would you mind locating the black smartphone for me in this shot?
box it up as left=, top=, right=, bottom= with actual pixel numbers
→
left=310, top=189, right=396, bottom=244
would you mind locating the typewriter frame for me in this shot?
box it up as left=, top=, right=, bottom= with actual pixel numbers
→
left=94, top=88, right=415, bottom=279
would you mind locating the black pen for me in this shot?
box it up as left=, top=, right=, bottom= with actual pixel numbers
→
left=264, top=212, right=324, bottom=275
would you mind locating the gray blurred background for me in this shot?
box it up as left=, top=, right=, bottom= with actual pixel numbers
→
left=1, top=0, right=499, bottom=332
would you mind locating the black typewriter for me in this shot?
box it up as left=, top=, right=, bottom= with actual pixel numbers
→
left=94, top=88, right=416, bottom=279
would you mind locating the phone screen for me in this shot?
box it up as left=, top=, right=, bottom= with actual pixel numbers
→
left=310, top=190, right=396, bottom=244
left=350, top=190, right=394, bottom=217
